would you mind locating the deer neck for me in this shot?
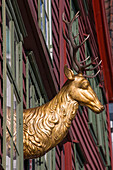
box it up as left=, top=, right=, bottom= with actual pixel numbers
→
left=52, top=86, right=79, bottom=127
left=46, top=87, right=78, bottom=145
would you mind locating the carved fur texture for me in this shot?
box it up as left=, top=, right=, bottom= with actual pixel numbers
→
left=23, top=82, right=78, bottom=159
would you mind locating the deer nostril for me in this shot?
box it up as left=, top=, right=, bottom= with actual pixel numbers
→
left=101, top=105, right=104, bottom=111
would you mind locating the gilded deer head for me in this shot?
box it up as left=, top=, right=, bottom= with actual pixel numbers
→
left=64, top=66, right=104, bottom=113
left=62, top=11, right=104, bottom=113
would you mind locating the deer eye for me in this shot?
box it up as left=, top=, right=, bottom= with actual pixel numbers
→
left=81, top=81, right=89, bottom=89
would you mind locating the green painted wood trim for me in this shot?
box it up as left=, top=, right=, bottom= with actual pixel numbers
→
left=7, top=59, right=21, bottom=103
left=11, top=0, right=27, bottom=38
left=18, top=41, right=23, bottom=170
left=97, top=114, right=103, bottom=146
left=88, top=123, right=97, bottom=145
left=10, top=20, right=14, bottom=170
left=32, top=86, right=35, bottom=107
left=40, top=97, right=44, bottom=106
left=30, top=85, right=35, bottom=108
left=6, top=3, right=12, bottom=20
left=28, top=51, right=48, bottom=102
left=74, top=144, right=79, bottom=170
left=6, top=0, right=24, bottom=42
left=2, top=0, right=7, bottom=168
left=26, top=56, right=29, bottom=109
left=104, top=110, right=111, bottom=166
left=46, top=150, right=51, bottom=170
left=52, top=148, right=55, bottom=170
left=39, top=96, right=45, bottom=170
left=29, top=65, right=42, bottom=98
left=16, top=41, right=20, bottom=170
left=98, top=146, right=106, bottom=167
left=6, top=126, right=19, bottom=156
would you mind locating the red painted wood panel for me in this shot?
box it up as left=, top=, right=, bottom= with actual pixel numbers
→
left=56, top=145, right=61, bottom=170
left=64, top=142, right=72, bottom=170
left=52, top=2, right=59, bottom=21
left=92, top=0, right=113, bottom=102
left=52, top=36, right=59, bottom=58
left=52, top=0, right=60, bottom=91
left=52, top=26, right=59, bottom=46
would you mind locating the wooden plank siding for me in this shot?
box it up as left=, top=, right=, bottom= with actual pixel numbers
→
left=52, top=0, right=60, bottom=89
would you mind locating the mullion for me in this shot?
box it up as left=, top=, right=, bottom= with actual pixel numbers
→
left=2, top=0, right=7, bottom=168
left=29, top=65, right=42, bottom=98
left=10, top=20, right=14, bottom=170
left=6, top=126, right=19, bottom=156
left=26, top=56, right=30, bottom=109
left=18, top=41, right=23, bottom=170
left=6, top=60, right=21, bottom=103
left=16, top=41, right=20, bottom=170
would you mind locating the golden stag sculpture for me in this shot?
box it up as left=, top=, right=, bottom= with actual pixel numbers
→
left=7, top=12, right=104, bottom=159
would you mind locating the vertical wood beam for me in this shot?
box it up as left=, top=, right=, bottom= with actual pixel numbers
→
left=2, top=0, right=7, bottom=168
left=59, top=0, right=64, bottom=88
left=16, top=41, right=20, bottom=170
left=18, top=41, right=23, bottom=170
left=10, top=20, right=14, bottom=170
left=64, top=142, right=72, bottom=170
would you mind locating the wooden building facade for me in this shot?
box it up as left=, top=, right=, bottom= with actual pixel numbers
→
left=0, top=0, right=113, bottom=169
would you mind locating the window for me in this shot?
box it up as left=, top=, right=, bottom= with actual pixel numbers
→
left=2, top=1, right=25, bottom=170
left=6, top=19, right=23, bottom=170
left=38, top=0, right=53, bottom=60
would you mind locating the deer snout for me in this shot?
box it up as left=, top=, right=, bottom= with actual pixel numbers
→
left=86, top=100, right=104, bottom=113
left=100, top=105, right=104, bottom=110
left=89, top=97, right=104, bottom=113
left=80, top=87, right=104, bottom=113
left=96, top=104, right=104, bottom=113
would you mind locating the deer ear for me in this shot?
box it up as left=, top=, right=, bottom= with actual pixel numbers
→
left=64, top=65, right=74, bottom=80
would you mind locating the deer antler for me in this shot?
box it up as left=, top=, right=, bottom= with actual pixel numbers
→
left=62, top=12, right=102, bottom=78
